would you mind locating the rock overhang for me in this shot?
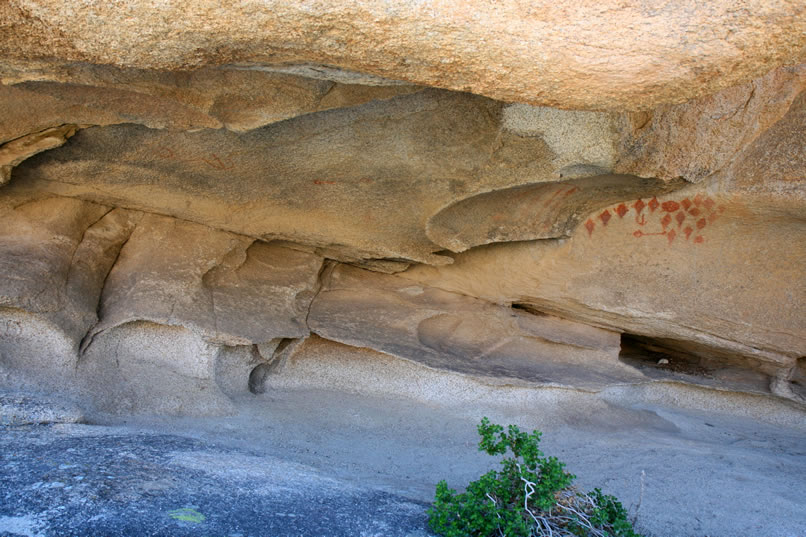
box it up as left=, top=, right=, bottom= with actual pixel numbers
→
left=0, top=2, right=804, bottom=416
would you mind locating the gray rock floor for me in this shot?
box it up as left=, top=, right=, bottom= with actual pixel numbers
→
left=1, top=387, right=805, bottom=537
left=0, top=423, right=429, bottom=537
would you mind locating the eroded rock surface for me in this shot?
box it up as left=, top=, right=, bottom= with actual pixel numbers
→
left=78, top=321, right=240, bottom=415
left=426, top=175, right=685, bottom=252
left=83, top=213, right=324, bottom=349
left=2, top=1, right=805, bottom=109
left=10, top=87, right=719, bottom=264
left=0, top=124, right=80, bottom=184
left=402, top=186, right=806, bottom=399
left=309, top=264, right=638, bottom=388
left=0, top=64, right=422, bottom=142
left=0, top=192, right=140, bottom=380
left=0, top=7, right=804, bottom=415
left=719, top=87, right=806, bottom=210
left=614, top=65, right=806, bottom=183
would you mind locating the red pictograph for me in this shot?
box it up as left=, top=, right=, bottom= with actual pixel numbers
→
left=667, top=229, right=677, bottom=244
left=585, top=218, right=595, bottom=237
left=586, top=195, right=722, bottom=246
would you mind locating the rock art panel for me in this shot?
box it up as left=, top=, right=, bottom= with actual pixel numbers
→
left=0, top=16, right=804, bottom=415
left=426, top=175, right=686, bottom=252
left=584, top=192, right=726, bottom=246
left=402, top=187, right=806, bottom=400
left=309, top=264, right=640, bottom=389
left=11, top=87, right=721, bottom=266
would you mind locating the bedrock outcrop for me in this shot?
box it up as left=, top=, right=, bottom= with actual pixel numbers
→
left=0, top=3, right=804, bottom=416
left=2, top=0, right=805, bottom=109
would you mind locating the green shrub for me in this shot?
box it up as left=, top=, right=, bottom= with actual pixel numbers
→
left=428, top=417, right=643, bottom=537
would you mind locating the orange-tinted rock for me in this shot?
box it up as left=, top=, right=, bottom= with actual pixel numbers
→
left=2, top=1, right=805, bottom=110
left=615, top=66, right=806, bottom=181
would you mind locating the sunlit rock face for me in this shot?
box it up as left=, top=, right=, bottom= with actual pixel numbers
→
left=0, top=2, right=804, bottom=415
left=2, top=0, right=805, bottom=109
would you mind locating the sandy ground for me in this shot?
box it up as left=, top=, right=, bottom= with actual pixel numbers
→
left=133, top=388, right=806, bottom=537
left=2, top=338, right=805, bottom=536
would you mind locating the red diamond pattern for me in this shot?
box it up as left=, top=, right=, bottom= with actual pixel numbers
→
left=675, top=211, right=686, bottom=227
left=615, top=203, right=629, bottom=218
left=688, top=207, right=701, bottom=216
left=684, top=226, right=693, bottom=240
left=697, top=218, right=707, bottom=229
left=585, top=219, right=595, bottom=236
left=633, top=199, right=645, bottom=213
left=648, top=197, right=659, bottom=212
left=667, top=229, right=677, bottom=244
left=599, top=210, right=612, bottom=226
left=694, top=236, right=704, bottom=243
left=703, top=198, right=715, bottom=211
left=693, top=193, right=704, bottom=207
left=661, top=213, right=672, bottom=229
left=681, top=198, right=692, bottom=210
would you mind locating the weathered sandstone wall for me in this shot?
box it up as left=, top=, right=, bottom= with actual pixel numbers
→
left=0, top=2, right=803, bottom=416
